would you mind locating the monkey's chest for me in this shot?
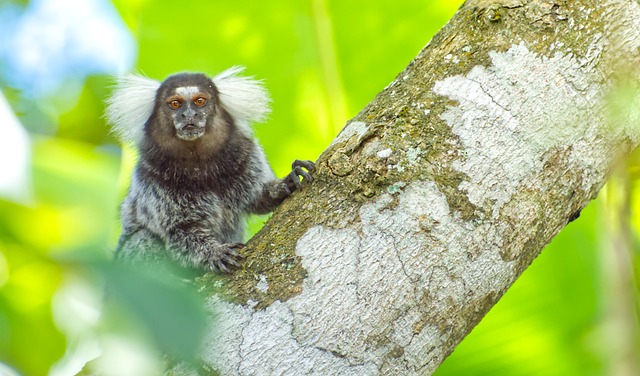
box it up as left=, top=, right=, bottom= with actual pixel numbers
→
left=175, top=192, right=246, bottom=241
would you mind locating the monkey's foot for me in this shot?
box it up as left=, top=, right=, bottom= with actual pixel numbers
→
left=207, top=243, right=245, bottom=273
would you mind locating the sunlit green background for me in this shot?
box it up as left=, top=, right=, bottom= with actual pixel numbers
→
left=1, top=0, right=639, bottom=375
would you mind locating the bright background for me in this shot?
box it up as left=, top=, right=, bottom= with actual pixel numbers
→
left=0, top=0, right=639, bottom=375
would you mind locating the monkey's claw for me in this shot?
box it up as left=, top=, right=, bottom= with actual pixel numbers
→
left=285, top=160, right=316, bottom=193
left=208, top=243, right=245, bottom=273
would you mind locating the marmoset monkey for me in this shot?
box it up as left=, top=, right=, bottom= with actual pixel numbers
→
left=106, top=67, right=315, bottom=273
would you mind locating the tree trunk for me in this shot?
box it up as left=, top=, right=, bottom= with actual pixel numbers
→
left=195, top=0, right=640, bottom=374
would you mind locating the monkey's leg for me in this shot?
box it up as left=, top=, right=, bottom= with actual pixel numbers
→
left=164, top=225, right=244, bottom=273
left=115, top=228, right=169, bottom=266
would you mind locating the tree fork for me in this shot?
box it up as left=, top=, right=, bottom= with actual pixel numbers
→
left=195, top=1, right=640, bottom=375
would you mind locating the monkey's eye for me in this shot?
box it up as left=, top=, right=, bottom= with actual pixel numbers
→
left=169, top=100, right=181, bottom=109
left=194, top=97, right=207, bottom=107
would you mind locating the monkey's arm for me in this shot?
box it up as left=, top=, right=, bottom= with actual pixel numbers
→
left=250, top=159, right=315, bottom=214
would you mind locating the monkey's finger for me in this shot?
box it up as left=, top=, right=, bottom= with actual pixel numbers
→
left=208, top=262, right=220, bottom=273
left=292, top=159, right=314, bottom=169
left=222, top=254, right=241, bottom=268
left=285, top=172, right=302, bottom=191
left=304, top=160, right=317, bottom=173
left=291, top=160, right=303, bottom=169
left=290, top=173, right=303, bottom=190
left=292, top=160, right=316, bottom=173
left=295, top=169, right=314, bottom=183
left=228, top=247, right=245, bottom=259
left=217, top=261, right=232, bottom=273
left=229, top=242, right=246, bottom=249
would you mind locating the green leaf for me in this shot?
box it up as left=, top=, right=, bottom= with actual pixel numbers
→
left=101, top=261, right=209, bottom=362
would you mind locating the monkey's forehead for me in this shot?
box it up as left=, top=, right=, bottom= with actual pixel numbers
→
left=160, top=72, right=216, bottom=92
left=170, top=86, right=211, bottom=99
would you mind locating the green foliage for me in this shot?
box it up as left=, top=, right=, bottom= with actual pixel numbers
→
left=1, top=1, right=638, bottom=375
left=0, top=237, right=65, bottom=376
left=0, top=136, right=120, bottom=375
left=102, top=262, right=208, bottom=361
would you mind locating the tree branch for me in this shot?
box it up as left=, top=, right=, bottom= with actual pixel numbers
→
left=195, top=0, right=640, bottom=374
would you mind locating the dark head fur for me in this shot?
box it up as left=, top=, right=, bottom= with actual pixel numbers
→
left=139, top=74, right=256, bottom=190
left=142, top=73, right=234, bottom=160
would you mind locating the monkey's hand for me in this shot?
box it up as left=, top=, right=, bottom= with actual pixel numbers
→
left=207, top=242, right=245, bottom=273
left=283, top=160, right=316, bottom=194
left=249, top=160, right=316, bottom=214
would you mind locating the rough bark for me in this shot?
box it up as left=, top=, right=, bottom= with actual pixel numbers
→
left=192, top=0, right=640, bottom=375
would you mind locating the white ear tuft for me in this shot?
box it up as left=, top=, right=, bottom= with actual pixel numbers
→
left=212, top=66, right=271, bottom=126
left=105, top=74, right=160, bottom=146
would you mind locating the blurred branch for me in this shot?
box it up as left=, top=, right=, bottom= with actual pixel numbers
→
left=600, top=165, right=640, bottom=376
left=311, top=0, right=349, bottom=137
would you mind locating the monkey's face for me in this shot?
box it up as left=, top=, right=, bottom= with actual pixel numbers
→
left=157, top=74, right=218, bottom=142
left=164, top=87, right=213, bottom=141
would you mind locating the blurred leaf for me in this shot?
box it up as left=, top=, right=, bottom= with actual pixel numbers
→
left=0, top=245, right=65, bottom=376
left=0, top=132, right=119, bottom=373
left=30, top=137, right=120, bottom=253
left=0, top=0, right=27, bottom=8
left=58, top=75, right=114, bottom=145
left=102, top=261, right=209, bottom=362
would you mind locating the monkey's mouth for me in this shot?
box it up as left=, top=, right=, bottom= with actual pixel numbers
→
left=176, top=124, right=205, bottom=141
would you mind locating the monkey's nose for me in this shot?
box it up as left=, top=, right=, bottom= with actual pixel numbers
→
left=182, top=108, right=197, bottom=118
